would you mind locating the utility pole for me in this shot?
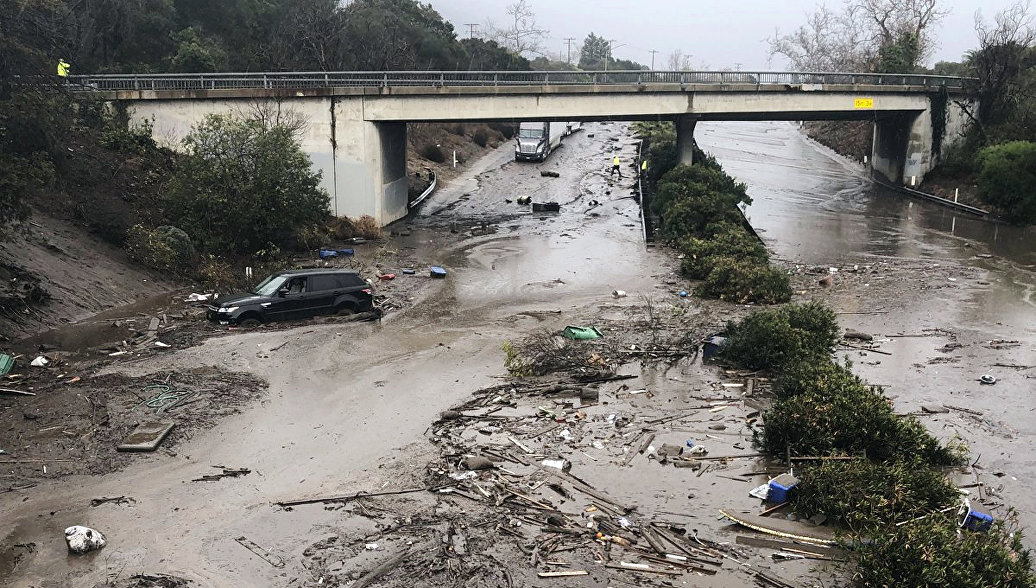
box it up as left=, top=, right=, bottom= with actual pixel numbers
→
left=649, top=49, right=658, bottom=70
left=564, top=37, right=576, bottom=64
left=734, top=62, right=743, bottom=71
left=464, top=23, right=480, bottom=39
left=605, top=40, right=625, bottom=71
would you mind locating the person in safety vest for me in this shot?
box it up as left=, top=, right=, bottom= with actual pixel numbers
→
left=610, top=155, right=622, bottom=178
left=57, top=59, right=71, bottom=78
left=639, top=159, right=647, bottom=177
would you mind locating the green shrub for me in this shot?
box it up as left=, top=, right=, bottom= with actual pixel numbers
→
left=757, top=380, right=961, bottom=465
left=695, top=257, right=791, bottom=304
left=165, top=113, right=329, bottom=255
left=852, top=513, right=1035, bottom=587
left=472, top=128, right=489, bottom=147
left=488, top=122, right=515, bottom=139
left=722, top=302, right=839, bottom=370
left=976, top=141, right=1036, bottom=224
left=679, top=225, right=768, bottom=279
left=773, top=358, right=862, bottom=400
left=125, top=224, right=195, bottom=272
left=794, top=459, right=960, bottom=532
left=420, top=143, right=446, bottom=163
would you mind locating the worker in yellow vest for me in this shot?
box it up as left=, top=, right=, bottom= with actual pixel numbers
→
left=57, top=59, right=70, bottom=78
left=610, top=155, right=622, bottom=178
left=640, top=159, right=647, bottom=177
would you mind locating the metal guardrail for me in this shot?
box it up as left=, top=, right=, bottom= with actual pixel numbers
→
left=67, top=70, right=972, bottom=92
left=408, top=171, right=437, bottom=209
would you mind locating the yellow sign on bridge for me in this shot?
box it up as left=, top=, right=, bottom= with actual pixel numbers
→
left=854, top=97, right=875, bottom=109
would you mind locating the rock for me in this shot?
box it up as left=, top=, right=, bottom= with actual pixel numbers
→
left=808, top=513, right=828, bottom=526
left=65, top=526, right=106, bottom=554
left=657, top=443, right=683, bottom=457
left=844, top=329, right=873, bottom=341
left=818, top=275, right=833, bottom=287
left=921, top=404, right=950, bottom=414
left=673, top=459, right=701, bottom=470
left=461, top=455, right=495, bottom=470
left=440, top=410, right=463, bottom=420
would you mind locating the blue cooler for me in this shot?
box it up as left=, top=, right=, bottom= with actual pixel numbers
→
left=961, top=507, right=993, bottom=532
left=767, top=473, right=799, bottom=503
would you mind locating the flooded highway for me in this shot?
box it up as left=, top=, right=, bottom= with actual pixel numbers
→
left=2, top=120, right=1033, bottom=587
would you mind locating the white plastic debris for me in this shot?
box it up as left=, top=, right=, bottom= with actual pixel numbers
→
left=364, top=543, right=379, bottom=551
left=541, top=459, right=571, bottom=472
left=612, top=290, right=627, bottom=298
left=558, top=429, right=573, bottom=442
left=184, top=292, right=214, bottom=302
left=749, top=483, right=771, bottom=500
left=154, top=341, right=171, bottom=348
left=30, top=356, right=49, bottom=367
left=64, top=526, right=106, bottom=554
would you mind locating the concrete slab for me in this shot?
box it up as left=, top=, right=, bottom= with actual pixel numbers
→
left=116, top=421, right=175, bottom=452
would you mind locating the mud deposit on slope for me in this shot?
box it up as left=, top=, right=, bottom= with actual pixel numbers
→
left=0, top=367, right=265, bottom=486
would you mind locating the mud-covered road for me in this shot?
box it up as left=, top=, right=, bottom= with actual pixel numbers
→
left=1, top=121, right=1033, bottom=587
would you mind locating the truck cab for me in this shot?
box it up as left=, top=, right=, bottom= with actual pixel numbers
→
left=515, top=122, right=564, bottom=162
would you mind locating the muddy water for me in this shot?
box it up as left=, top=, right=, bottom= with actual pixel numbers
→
left=700, top=120, right=1036, bottom=532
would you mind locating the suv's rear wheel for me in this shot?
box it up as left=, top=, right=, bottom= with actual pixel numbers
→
left=238, top=317, right=262, bottom=329
left=335, top=303, right=356, bottom=316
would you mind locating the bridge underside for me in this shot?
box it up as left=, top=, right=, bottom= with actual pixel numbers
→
left=117, top=86, right=971, bottom=226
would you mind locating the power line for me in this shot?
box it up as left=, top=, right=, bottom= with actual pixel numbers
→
left=464, top=23, right=480, bottom=39
left=564, top=37, right=576, bottom=64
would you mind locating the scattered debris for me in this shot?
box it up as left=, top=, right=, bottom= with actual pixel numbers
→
left=64, top=525, right=106, bottom=554
left=30, top=356, right=49, bottom=367
left=191, top=466, right=251, bottom=482
left=90, top=496, right=136, bottom=507
left=235, top=535, right=285, bottom=568
left=979, top=374, right=996, bottom=385
left=562, top=326, right=602, bottom=340
left=540, top=171, right=560, bottom=178
left=430, top=266, right=447, bottom=279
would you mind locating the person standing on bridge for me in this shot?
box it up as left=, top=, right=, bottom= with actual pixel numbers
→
left=611, top=155, right=622, bottom=178
left=57, top=58, right=71, bottom=79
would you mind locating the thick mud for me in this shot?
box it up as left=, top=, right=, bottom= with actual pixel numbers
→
left=0, top=121, right=1032, bottom=587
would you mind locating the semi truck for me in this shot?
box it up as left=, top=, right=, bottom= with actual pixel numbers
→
left=515, top=122, right=565, bottom=162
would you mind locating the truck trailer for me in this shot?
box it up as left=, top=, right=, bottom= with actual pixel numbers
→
left=515, top=122, right=565, bottom=162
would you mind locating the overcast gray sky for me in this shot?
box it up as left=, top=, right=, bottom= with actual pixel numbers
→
left=428, top=0, right=1023, bottom=70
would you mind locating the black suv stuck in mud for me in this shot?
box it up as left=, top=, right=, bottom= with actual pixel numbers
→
left=207, top=269, right=373, bottom=327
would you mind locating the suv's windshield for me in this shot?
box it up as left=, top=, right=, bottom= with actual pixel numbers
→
left=252, top=275, right=289, bottom=296
left=518, top=128, right=543, bottom=139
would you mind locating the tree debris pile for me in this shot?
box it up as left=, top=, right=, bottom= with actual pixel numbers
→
left=0, top=367, right=266, bottom=484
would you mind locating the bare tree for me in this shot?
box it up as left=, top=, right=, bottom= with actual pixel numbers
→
left=667, top=50, right=693, bottom=70
left=491, top=0, right=548, bottom=57
left=768, top=3, right=875, bottom=71
left=962, top=0, right=1035, bottom=130
left=246, top=100, right=309, bottom=140
left=855, top=0, right=950, bottom=63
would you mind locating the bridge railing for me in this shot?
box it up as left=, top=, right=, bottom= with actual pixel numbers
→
left=68, top=70, right=972, bottom=92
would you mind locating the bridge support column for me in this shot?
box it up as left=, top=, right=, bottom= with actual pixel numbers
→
left=871, top=111, right=934, bottom=186
left=330, top=98, right=409, bottom=225
left=676, top=116, right=697, bottom=165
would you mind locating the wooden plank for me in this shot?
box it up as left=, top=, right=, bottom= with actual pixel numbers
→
left=719, top=510, right=837, bottom=545
left=736, top=535, right=843, bottom=558
left=537, top=571, right=588, bottom=578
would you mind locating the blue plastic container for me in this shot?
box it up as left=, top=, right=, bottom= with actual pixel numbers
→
left=430, top=266, right=447, bottom=278
left=961, top=507, right=993, bottom=532
left=767, top=473, right=799, bottom=503
left=319, top=249, right=338, bottom=259
left=338, top=248, right=355, bottom=256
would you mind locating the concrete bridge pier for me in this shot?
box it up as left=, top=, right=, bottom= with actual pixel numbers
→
left=676, top=115, right=697, bottom=165
left=330, top=98, right=408, bottom=223
left=871, top=112, right=932, bottom=185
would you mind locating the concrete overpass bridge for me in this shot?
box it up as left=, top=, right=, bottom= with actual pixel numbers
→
left=73, top=70, right=974, bottom=226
